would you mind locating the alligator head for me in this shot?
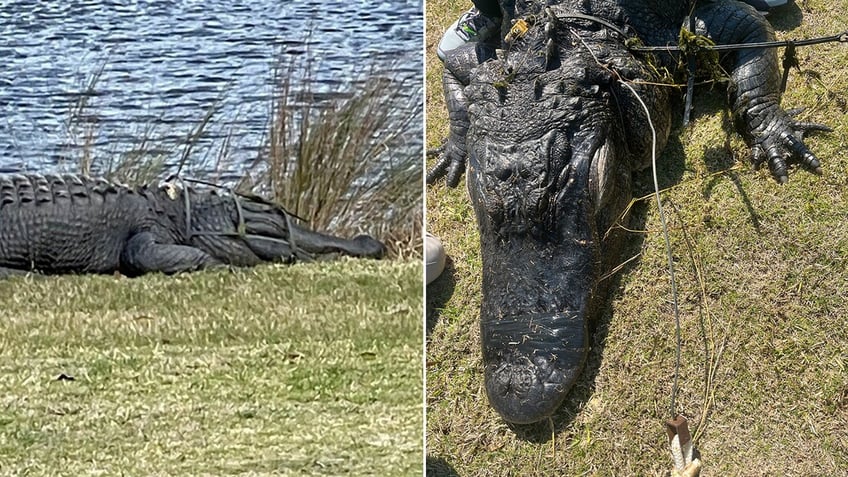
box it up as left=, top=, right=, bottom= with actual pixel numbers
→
left=463, top=22, right=648, bottom=424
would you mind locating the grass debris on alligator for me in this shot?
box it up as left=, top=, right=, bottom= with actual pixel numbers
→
left=426, top=0, right=847, bottom=474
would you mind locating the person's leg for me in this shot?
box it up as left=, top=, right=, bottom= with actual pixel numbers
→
left=471, top=0, right=500, bottom=18
left=436, top=1, right=502, bottom=61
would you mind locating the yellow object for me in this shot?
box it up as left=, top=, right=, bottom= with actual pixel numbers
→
left=505, top=19, right=529, bottom=43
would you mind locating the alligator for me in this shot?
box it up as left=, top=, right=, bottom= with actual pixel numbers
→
left=428, top=0, right=828, bottom=424
left=0, top=173, right=386, bottom=278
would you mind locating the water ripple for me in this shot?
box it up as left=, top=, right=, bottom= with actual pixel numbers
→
left=0, top=0, right=424, bottom=174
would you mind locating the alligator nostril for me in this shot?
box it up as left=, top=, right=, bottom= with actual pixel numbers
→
left=510, top=365, right=535, bottom=395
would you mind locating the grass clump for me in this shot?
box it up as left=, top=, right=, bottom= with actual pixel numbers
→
left=0, top=260, right=423, bottom=476
left=426, top=1, right=848, bottom=475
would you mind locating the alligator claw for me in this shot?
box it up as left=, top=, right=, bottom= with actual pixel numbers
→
left=748, top=109, right=830, bottom=183
left=784, top=107, right=805, bottom=117
left=764, top=146, right=789, bottom=183
left=793, top=121, right=833, bottom=135
left=750, top=144, right=766, bottom=170
left=426, top=145, right=450, bottom=184
left=426, top=140, right=467, bottom=187
left=784, top=133, right=822, bottom=173
left=446, top=157, right=467, bottom=187
left=427, top=144, right=446, bottom=157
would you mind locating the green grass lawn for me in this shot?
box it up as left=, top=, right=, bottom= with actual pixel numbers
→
left=0, top=260, right=422, bottom=476
left=426, top=1, right=848, bottom=475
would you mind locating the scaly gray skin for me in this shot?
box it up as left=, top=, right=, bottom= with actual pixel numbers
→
left=428, top=0, right=827, bottom=424
left=0, top=173, right=386, bottom=277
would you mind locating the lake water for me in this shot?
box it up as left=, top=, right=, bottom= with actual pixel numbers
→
left=0, top=0, right=423, bottom=176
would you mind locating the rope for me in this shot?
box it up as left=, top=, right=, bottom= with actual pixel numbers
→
left=780, top=40, right=798, bottom=95
left=553, top=12, right=629, bottom=39
left=683, top=2, right=698, bottom=126
left=562, top=15, right=684, bottom=418
left=521, top=9, right=713, bottom=472
left=161, top=174, right=308, bottom=261
left=540, top=7, right=848, bottom=54
left=620, top=77, right=700, bottom=476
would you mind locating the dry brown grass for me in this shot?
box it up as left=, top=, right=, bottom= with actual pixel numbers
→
left=426, top=1, right=848, bottom=475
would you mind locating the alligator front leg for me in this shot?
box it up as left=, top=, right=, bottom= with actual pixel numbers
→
left=120, top=232, right=222, bottom=276
left=695, top=1, right=829, bottom=183
left=427, top=43, right=496, bottom=187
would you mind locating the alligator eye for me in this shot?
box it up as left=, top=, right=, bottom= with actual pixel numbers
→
left=495, top=166, right=513, bottom=181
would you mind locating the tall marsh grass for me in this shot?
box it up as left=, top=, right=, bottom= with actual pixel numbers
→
left=64, top=54, right=423, bottom=259
left=241, top=55, right=423, bottom=259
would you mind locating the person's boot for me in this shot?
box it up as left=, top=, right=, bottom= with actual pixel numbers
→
left=436, top=7, right=501, bottom=61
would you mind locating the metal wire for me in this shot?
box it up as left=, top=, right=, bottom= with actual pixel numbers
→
left=629, top=30, right=848, bottom=53
left=618, top=80, right=683, bottom=419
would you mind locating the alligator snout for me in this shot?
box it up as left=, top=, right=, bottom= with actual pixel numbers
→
left=482, top=310, right=590, bottom=424
left=351, top=234, right=388, bottom=259
left=470, top=132, right=603, bottom=423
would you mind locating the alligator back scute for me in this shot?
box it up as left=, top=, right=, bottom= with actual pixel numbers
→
left=67, top=174, right=91, bottom=201
left=0, top=174, right=138, bottom=210
left=32, top=174, right=53, bottom=204
left=0, top=173, right=148, bottom=274
left=0, top=174, right=36, bottom=206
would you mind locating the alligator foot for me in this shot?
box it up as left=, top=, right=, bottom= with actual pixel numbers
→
left=121, top=232, right=223, bottom=276
left=426, top=139, right=467, bottom=187
left=747, top=108, right=832, bottom=183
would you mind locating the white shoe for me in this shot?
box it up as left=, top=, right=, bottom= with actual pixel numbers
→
left=436, top=8, right=501, bottom=61
left=425, top=233, right=446, bottom=285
